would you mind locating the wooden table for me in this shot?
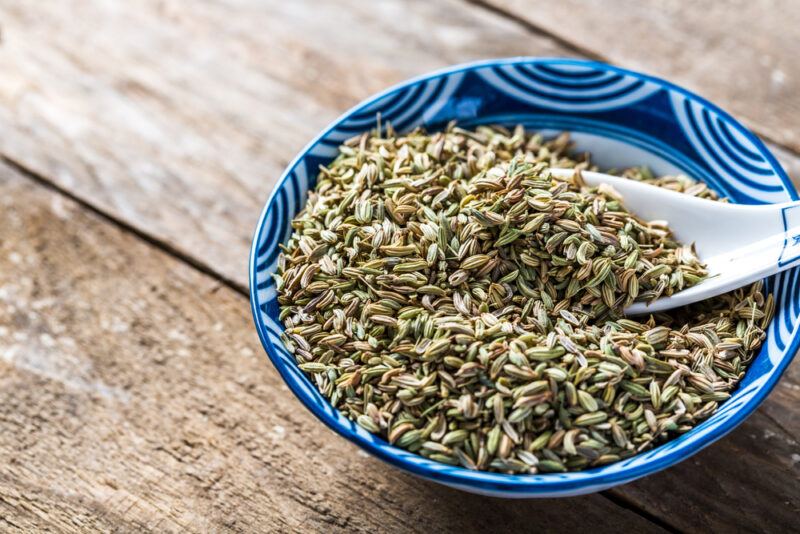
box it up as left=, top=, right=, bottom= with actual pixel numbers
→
left=1, top=1, right=798, bottom=531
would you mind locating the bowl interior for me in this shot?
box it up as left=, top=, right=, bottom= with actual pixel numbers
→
left=250, top=58, right=800, bottom=497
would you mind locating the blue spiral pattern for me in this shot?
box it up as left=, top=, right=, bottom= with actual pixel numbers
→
left=476, top=63, right=661, bottom=112
left=308, top=73, right=466, bottom=159
left=670, top=93, right=786, bottom=203
left=250, top=58, right=800, bottom=498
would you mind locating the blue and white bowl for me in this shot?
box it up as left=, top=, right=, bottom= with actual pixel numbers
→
left=249, top=58, right=800, bottom=497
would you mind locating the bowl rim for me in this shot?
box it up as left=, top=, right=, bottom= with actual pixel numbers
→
left=249, top=57, right=800, bottom=495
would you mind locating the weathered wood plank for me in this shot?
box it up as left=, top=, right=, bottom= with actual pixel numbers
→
left=621, top=406, right=800, bottom=531
left=0, top=0, right=569, bottom=288
left=0, top=0, right=797, bottom=529
left=2, top=0, right=798, bottom=292
left=3, top=131, right=800, bottom=534
left=480, top=0, right=800, bottom=154
left=760, top=355, right=800, bottom=439
left=0, top=164, right=666, bottom=532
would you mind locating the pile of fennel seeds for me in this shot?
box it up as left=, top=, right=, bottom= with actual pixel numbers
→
left=274, top=125, right=773, bottom=473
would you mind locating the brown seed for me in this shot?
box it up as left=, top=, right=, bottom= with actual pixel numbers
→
left=277, top=125, right=766, bottom=475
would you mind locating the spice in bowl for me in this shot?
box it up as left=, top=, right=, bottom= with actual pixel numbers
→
left=274, top=124, right=772, bottom=473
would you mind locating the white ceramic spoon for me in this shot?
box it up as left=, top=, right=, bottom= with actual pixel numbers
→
left=548, top=168, right=800, bottom=315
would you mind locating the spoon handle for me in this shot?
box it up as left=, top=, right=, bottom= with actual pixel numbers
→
left=777, top=202, right=800, bottom=268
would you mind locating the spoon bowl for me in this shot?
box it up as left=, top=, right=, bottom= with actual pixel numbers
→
left=548, top=169, right=800, bottom=314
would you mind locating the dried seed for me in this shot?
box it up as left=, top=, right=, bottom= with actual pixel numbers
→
left=278, top=125, right=767, bottom=475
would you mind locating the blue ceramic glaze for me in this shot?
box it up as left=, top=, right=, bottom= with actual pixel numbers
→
left=249, top=58, right=800, bottom=497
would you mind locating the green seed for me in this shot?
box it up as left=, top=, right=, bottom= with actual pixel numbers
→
left=277, top=125, right=768, bottom=476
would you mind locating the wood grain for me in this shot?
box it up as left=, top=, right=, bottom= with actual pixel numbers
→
left=621, top=410, right=800, bottom=531
left=0, top=164, right=667, bottom=532
left=0, top=0, right=569, bottom=288
left=0, top=0, right=798, bottom=530
left=1, top=0, right=798, bottom=291
left=480, top=0, right=800, bottom=153
left=2, top=138, right=799, bottom=533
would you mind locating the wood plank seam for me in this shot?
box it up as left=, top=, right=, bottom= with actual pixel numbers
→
left=0, top=153, right=678, bottom=531
left=464, top=0, right=800, bottom=161
left=2, top=103, right=795, bottom=534
left=0, top=2, right=795, bottom=529
left=0, top=156, right=248, bottom=297
left=598, top=491, right=681, bottom=534
left=0, top=159, right=675, bottom=532
left=464, top=0, right=606, bottom=61
left=2, top=71, right=795, bottom=534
